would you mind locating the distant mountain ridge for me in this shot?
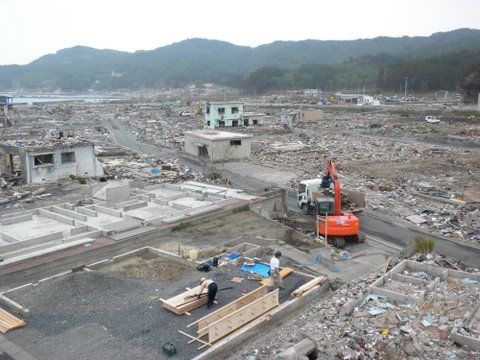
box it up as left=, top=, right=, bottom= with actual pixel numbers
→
left=1, top=28, right=479, bottom=91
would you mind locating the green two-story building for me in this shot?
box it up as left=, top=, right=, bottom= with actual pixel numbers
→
left=204, top=101, right=244, bottom=129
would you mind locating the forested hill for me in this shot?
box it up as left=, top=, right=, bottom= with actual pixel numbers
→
left=1, top=28, right=480, bottom=94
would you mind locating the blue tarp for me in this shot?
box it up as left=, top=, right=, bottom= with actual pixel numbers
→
left=241, top=263, right=270, bottom=278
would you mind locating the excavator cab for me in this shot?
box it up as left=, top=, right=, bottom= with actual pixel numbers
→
left=321, top=175, right=332, bottom=188
left=315, top=197, right=335, bottom=216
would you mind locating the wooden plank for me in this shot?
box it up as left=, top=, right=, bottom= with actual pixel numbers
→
left=260, top=267, right=294, bottom=286
left=291, top=276, right=327, bottom=297
left=191, top=286, right=269, bottom=337
left=0, top=308, right=25, bottom=333
left=207, top=289, right=279, bottom=343
left=178, top=330, right=211, bottom=347
left=161, top=284, right=209, bottom=315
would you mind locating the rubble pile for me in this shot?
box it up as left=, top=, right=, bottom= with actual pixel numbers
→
left=244, top=110, right=480, bottom=243
left=103, top=155, right=202, bottom=182
left=235, top=261, right=480, bottom=359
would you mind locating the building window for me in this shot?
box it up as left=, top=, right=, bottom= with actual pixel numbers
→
left=206, top=121, right=210, bottom=127
left=218, top=107, right=225, bottom=115
left=244, top=119, right=249, bottom=126
left=219, top=120, right=225, bottom=127
left=230, top=140, right=242, bottom=146
left=231, top=107, right=239, bottom=114
left=253, top=119, right=258, bottom=125
left=61, top=151, right=76, bottom=163
left=232, top=120, right=238, bottom=127
left=34, top=154, right=54, bottom=166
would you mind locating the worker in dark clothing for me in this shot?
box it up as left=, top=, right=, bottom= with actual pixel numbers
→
left=197, top=277, right=218, bottom=309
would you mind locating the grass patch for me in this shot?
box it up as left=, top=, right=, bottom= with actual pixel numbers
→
left=414, top=236, right=435, bottom=254
left=232, top=205, right=250, bottom=214
left=207, top=171, right=222, bottom=181
left=451, top=109, right=480, bottom=116
left=171, top=222, right=193, bottom=232
left=414, top=125, right=437, bottom=133
left=69, top=174, right=85, bottom=181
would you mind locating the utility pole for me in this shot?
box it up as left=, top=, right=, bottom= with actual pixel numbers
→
left=404, top=77, right=408, bottom=98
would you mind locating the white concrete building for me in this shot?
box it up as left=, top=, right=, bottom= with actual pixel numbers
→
left=0, top=140, right=104, bottom=184
left=184, top=130, right=251, bottom=162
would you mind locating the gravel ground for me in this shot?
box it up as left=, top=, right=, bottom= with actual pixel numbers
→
left=5, top=258, right=309, bottom=360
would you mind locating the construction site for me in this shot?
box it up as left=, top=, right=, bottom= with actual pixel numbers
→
left=0, top=90, right=479, bottom=360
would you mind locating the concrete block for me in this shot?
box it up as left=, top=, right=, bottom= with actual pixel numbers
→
left=66, top=230, right=102, bottom=242
left=0, top=237, right=95, bottom=268
left=1, top=241, right=58, bottom=259
left=368, top=286, right=415, bottom=304
left=64, top=203, right=75, bottom=210
left=106, top=184, right=130, bottom=203
left=450, top=332, right=480, bottom=351
left=390, top=273, right=428, bottom=286
left=1, top=232, right=20, bottom=243
left=163, top=193, right=187, bottom=201
left=70, top=225, right=90, bottom=235
left=153, top=198, right=169, bottom=206
left=75, top=207, right=97, bottom=217
left=0, top=214, right=33, bottom=225
left=38, top=209, right=75, bottom=225
left=0, top=209, right=36, bottom=220
left=168, top=202, right=190, bottom=210
left=51, top=206, right=87, bottom=221
left=136, top=194, right=152, bottom=202
left=123, top=201, right=148, bottom=211
left=404, top=260, right=445, bottom=277
left=93, top=205, right=122, bottom=217
left=111, top=199, right=138, bottom=209
left=143, top=183, right=165, bottom=191
left=1, top=231, right=64, bottom=254
left=448, top=268, right=480, bottom=281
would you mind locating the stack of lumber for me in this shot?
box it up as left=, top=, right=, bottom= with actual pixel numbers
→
left=0, top=308, right=25, bottom=333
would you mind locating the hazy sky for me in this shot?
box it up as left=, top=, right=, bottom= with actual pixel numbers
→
left=1, top=0, right=479, bottom=65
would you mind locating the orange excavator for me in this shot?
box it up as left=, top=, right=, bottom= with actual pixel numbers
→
left=316, top=159, right=361, bottom=248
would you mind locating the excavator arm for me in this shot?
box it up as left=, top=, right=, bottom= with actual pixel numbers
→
left=322, top=159, right=342, bottom=216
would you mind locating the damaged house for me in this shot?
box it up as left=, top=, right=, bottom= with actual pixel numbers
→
left=0, top=139, right=104, bottom=184
left=184, top=130, right=251, bottom=162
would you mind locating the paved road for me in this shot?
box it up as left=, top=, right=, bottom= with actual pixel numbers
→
left=104, top=115, right=480, bottom=267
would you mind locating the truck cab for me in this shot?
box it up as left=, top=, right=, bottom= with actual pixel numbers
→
left=297, top=179, right=323, bottom=214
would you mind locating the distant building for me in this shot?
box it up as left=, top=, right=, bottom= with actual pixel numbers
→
left=184, top=130, right=251, bottom=162
left=205, top=101, right=244, bottom=129
left=279, top=108, right=324, bottom=127
left=0, top=96, right=13, bottom=106
left=335, top=93, right=379, bottom=106
left=204, top=101, right=268, bottom=128
left=0, top=96, right=13, bottom=125
left=241, top=112, right=267, bottom=126
left=0, top=140, right=104, bottom=184
left=280, top=112, right=298, bottom=127
left=303, top=89, right=320, bottom=97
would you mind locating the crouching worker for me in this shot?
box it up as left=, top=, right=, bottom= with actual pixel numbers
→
left=197, top=277, right=218, bottom=309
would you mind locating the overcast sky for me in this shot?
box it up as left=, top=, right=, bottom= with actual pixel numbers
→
left=1, top=0, right=479, bottom=65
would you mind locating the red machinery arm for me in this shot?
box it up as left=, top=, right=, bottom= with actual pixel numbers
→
left=325, top=159, right=342, bottom=216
